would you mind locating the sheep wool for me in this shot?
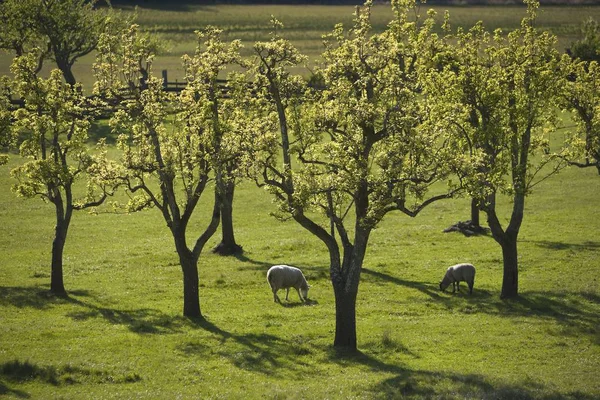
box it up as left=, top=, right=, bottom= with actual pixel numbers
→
left=267, top=265, right=310, bottom=303
left=439, top=263, right=476, bottom=294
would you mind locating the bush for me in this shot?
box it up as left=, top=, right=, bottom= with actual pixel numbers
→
left=568, top=18, right=600, bottom=63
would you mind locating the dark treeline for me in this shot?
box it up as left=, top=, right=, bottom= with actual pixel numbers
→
left=107, top=0, right=600, bottom=8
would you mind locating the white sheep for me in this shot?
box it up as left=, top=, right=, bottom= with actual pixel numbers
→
left=439, top=263, right=476, bottom=294
left=267, top=265, right=310, bottom=303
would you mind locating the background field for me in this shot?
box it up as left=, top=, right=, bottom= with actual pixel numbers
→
left=1, top=3, right=600, bottom=399
left=1, top=4, right=599, bottom=89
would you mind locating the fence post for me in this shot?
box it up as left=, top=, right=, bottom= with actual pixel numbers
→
left=162, top=70, right=168, bottom=90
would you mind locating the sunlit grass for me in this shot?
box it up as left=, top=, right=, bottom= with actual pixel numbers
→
left=1, top=128, right=599, bottom=397
left=1, top=4, right=600, bottom=398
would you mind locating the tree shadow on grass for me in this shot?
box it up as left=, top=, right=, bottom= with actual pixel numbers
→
left=233, top=253, right=274, bottom=271
left=529, top=239, right=600, bottom=252
left=0, top=286, right=92, bottom=310
left=0, top=359, right=141, bottom=394
left=360, top=269, right=600, bottom=341
left=362, top=268, right=445, bottom=299
left=372, top=368, right=596, bottom=400
left=179, top=317, right=315, bottom=377
left=325, top=350, right=596, bottom=399
left=233, top=255, right=329, bottom=281
left=66, top=304, right=184, bottom=334
left=0, top=285, right=190, bottom=334
left=0, top=380, right=29, bottom=399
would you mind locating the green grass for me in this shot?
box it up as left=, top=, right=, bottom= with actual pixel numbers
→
left=1, top=136, right=599, bottom=398
left=1, top=5, right=600, bottom=398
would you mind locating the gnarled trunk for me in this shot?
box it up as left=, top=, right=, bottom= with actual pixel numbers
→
left=331, top=231, right=369, bottom=351
left=179, top=250, right=201, bottom=318
left=173, top=233, right=202, bottom=318
left=50, top=221, right=68, bottom=296
left=333, top=286, right=358, bottom=349
left=470, top=197, right=480, bottom=227
left=213, top=180, right=242, bottom=256
left=55, top=58, right=76, bottom=86
left=50, top=192, right=72, bottom=297
left=500, top=236, right=519, bottom=299
left=486, top=192, right=522, bottom=300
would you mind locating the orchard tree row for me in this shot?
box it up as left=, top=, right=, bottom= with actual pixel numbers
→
left=1, top=0, right=598, bottom=351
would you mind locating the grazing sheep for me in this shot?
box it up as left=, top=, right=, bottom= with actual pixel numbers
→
left=267, top=265, right=310, bottom=303
left=439, top=263, right=476, bottom=294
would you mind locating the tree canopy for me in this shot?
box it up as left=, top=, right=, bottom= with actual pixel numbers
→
left=0, top=0, right=121, bottom=85
left=4, top=53, right=119, bottom=295
left=248, top=0, right=459, bottom=349
left=94, top=24, right=249, bottom=317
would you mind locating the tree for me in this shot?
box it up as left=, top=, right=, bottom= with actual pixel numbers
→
left=568, top=17, right=600, bottom=64
left=438, top=0, right=570, bottom=299
left=249, top=1, right=457, bottom=350
left=561, top=59, right=600, bottom=174
left=429, top=21, right=504, bottom=235
left=212, top=177, right=244, bottom=256
left=4, top=53, right=119, bottom=296
left=95, top=25, right=246, bottom=317
left=0, top=0, right=118, bottom=85
left=0, top=0, right=47, bottom=75
left=0, top=77, right=14, bottom=166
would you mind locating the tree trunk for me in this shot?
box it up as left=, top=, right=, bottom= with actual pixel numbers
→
left=50, top=222, right=68, bottom=297
left=173, top=232, right=202, bottom=318
left=470, top=197, right=480, bottom=227
left=213, top=180, right=242, bottom=256
left=500, top=235, right=519, bottom=299
left=49, top=191, right=71, bottom=297
left=485, top=193, right=521, bottom=299
left=55, top=57, right=76, bottom=86
left=333, top=287, right=358, bottom=350
left=60, top=67, right=76, bottom=87
left=180, top=250, right=201, bottom=318
left=331, top=231, right=369, bottom=352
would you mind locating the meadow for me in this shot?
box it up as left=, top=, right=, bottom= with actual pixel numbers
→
left=1, top=4, right=599, bottom=89
left=1, top=3, right=600, bottom=399
left=1, top=137, right=600, bottom=398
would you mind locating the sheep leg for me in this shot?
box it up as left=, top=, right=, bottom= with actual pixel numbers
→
left=285, top=288, right=290, bottom=301
left=468, top=280, right=474, bottom=294
left=456, top=282, right=460, bottom=292
left=296, top=288, right=303, bottom=302
left=273, top=290, right=281, bottom=303
left=452, top=282, right=456, bottom=293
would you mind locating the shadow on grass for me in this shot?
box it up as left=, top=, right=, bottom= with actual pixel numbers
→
left=362, top=268, right=445, bottom=299
left=325, top=350, right=596, bottom=400
left=0, top=379, right=29, bottom=398
left=0, top=285, right=192, bottom=334
left=234, top=256, right=330, bottom=284
left=278, top=298, right=319, bottom=308
left=178, top=317, right=314, bottom=376
left=529, top=240, right=600, bottom=252
left=372, top=368, right=596, bottom=400
left=0, top=359, right=141, bottom=394
left=361, top=269, right=600, bottom=340
left=233, top=253, right=273, bottom=271
left=0, top=286, right=92, bottom=310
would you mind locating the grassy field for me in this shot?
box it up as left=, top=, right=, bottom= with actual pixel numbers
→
left=0, top=4, right=599, bottom=89
left=1, top=3, right=600, bottom=399
left=1, top=129, right=600, bottom=398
